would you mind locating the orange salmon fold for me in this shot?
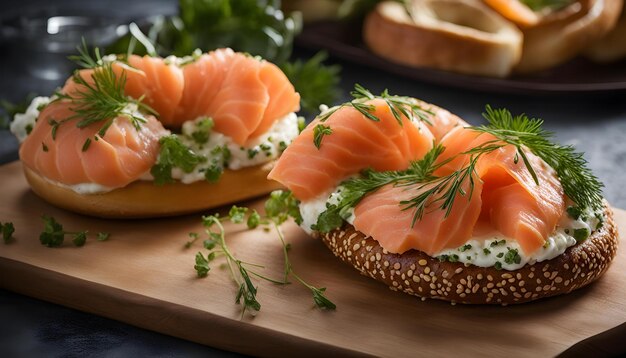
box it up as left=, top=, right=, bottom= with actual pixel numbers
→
left=19, top=101, right=168, bottom=188
left=268, top=98, right=436, bottom=201
left=353, top=127, right=565, bottom=256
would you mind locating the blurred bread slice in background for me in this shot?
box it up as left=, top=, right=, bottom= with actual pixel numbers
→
left=584, top=6, right=626, bottom=63
left=363, top=0, right=523, bottom=77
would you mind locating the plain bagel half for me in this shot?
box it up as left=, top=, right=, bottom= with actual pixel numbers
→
left=23, top=162, right=282, bottom=219
left=318, top=202, right=618, bottom=305
left=513, top=0, right=623, bottom=73
left=363, top=0, right=523, bottom=77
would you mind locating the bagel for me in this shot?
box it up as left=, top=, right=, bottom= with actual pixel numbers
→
left=12, top=49, right=301, bottom=219
left=23, top=163, right=282, bottom=219
left=513, top=0, right=623, bottom=73
left=318, top=202, right=618, bottom=305
left=363, top=0, right=523, bottom=77
left=584, top=6, right=626, bottom=63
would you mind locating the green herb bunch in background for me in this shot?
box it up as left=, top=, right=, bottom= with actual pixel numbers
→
left=109, top=0, right=341, bottom=113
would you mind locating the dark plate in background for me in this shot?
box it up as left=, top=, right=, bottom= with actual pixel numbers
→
left=296, top=20, right=626, bottom=95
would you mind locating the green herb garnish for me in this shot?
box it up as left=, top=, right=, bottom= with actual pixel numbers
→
left=151, top=135, right=205, bottom=185
left=459, top=244, right=472, bottom=252
left=0, top=93, right=37, bottom=130
left=72, top=231, right=88, bottom=247
left=314, top=104, right=603, bottom=233
left=190, top=117, right=214, bottom=145
left=520, top=0, right=572, bottom=11
left=1, top=222, right=15, bottom=244
left=318, top=84, right=431, bottom=125
left=57, top=41, right=155, bottom=149
left=188, top=190, right=332, bottom=315
left=566, top=206, right=585, bottom=221
left=39, top=215, right=110, bottom=248
left=280, top=52, right=341, bottom=113
left=504, top=248, right=521, bottom=265
left=474, top=106, right=603, bottom=211
left=313, top=124, right=333, bottom=149
left=573, top=228, right=590, bottom=242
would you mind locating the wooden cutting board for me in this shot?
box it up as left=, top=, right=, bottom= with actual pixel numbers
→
left=1, top=160, right=625, bottom=357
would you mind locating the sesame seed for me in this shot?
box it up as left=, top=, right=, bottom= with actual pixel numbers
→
left=418, top=259, right=427, bottom=266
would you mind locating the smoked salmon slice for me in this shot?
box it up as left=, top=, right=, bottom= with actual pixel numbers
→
left=19, top=101, right=168, bottom=188
left=353, top=178, right=483, bottom=255
left=352, top=127, right=565, bottom=256
left=180, top=49, right=300, bottom=145
left=419, top=101, right=468, bottom=141
left=268, top=98, right=435, bottom=201
left=115, top=55, right=185, bottom=127
left=63, top=49, right=300, bottom=145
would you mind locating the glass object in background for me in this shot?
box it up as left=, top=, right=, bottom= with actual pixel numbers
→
left=1, top=8, right=122, bottom=82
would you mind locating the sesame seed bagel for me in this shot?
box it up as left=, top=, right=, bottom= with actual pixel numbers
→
left=318, top=202, right=618, bottom=305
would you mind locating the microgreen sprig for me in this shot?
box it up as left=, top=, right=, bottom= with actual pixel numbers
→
left=39, top=215, right=110, bottom=248
left=189, top=191, right=334, bottom=316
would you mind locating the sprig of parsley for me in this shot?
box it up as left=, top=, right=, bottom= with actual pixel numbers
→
left=107, top=0, right=342, bottom=116
left=1, top=222, right=15, bottom=244
left=39, top=215, right=110, bottom=248
left=151, top=135, right=206, bottom=185
left=280, top=52, right=341, bottom=113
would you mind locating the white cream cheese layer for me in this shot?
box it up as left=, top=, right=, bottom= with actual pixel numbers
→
left=10, top=96, right=51, bottom=143
left=171, top=112, right=299, bottom=183
left=299, top=185, right=603, bottom=270
left=13, top=97, right=298, bottom=193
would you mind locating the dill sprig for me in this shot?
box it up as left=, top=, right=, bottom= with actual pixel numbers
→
left=318, top=84, right=432, bottom=125
left=56, top=41, right=155, bottom=150
left=313, top=144, right=446, bottom=233
left=314, top=84, right=432, bottom=149
left=475, top=106, right=603, bottom=210
left=313, top=106, right=604, bottom=233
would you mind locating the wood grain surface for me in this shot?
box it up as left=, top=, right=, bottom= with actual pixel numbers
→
left=0, top=161, right=625, bottom=357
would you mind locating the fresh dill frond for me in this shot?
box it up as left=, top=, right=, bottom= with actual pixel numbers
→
left=314, top=144, right=447, bottom=233
left=475, top=106, right=603, bottom=210
left=314, top=105, right=603, bottom=232
left=68, top=38, right=103, bottom=69
left=318, top=84, right=431, bottom=125
left=315, top=84, right=432, bottom=148
left=58, top=44, right=157, bottom=149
